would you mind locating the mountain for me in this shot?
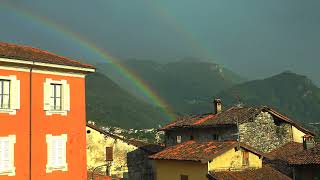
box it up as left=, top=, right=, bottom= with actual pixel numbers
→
left=85, top=72, right=170, bottom=128
left=95, top=59, right=245, bottom=115
left=216, top=71, right=320, bottom=124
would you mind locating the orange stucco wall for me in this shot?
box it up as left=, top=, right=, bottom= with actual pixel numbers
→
left=0, top=67, right=88, bottom=180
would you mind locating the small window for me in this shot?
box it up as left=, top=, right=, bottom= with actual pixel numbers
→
left=46, top=134, right=68, bottom=173
left=242, top=151, right=249, bottom=167
left=212, top=134, right=219, bottom=140
left=0, top=80, right=10, bottom=109
left=0, top=135, right=16, bottom=176
left=181, top=175, right=188, bottom=180
left=177, top=136, right=182, bottom=144
left=50, top=84, right=62, bottom=111
left=190, top=136, right=194, bottom=140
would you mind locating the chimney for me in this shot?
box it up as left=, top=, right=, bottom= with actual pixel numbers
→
left=303, top=135, right=315, bottom=150
left=214, top=99, right=222, bottom=114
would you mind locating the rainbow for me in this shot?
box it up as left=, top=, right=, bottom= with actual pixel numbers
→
left=1, top=2, right=176, bottom=122
left=146, top=1, right=214, bottom=60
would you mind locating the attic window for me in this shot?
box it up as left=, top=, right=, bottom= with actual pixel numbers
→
left=181, top=175, right=188, bottom=180
left=212, top=134, right=219, bottom=140
left=177, top=136, right=182, bottom=144
left=86, top=130, right=91, bottom=134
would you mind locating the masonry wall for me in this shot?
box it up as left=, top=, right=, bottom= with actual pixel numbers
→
left=0, top=65, right=88, bottom=180
left=0, top=68, right=30, bottom=180
left=292, top=126, right=306, bottom=143
left=239, top=112, right=293, bottom=153
left=208, top=148, right=262, bottom=171
left=86, top=127, right=137, bottom=178
left=127, top=149, right=156, bottom=180
left=153, top=160, right=208, bottom=180
left=165, top=127, right=238, bottom=146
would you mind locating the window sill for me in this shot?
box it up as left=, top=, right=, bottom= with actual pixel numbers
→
left=45, top=110, right=68, bottom=116
left=46, top=164, right=68, bottom=173
left=0, top=168, right=16, bottom=176
left=0, top=109, right=16, bottom=115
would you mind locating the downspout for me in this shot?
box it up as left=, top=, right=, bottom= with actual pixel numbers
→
left=29, top=62, right=34, bottom=180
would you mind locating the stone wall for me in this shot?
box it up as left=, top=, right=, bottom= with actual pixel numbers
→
left=127, top=149, right=155, bottom=180
left=165, top=127, right=238, bottom=146
left=239, top=112, right=293, bottom=153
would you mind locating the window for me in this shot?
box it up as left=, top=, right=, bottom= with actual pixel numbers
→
left=46, top=134, right=68, bottom=173
left=181, top=175, right=188, bottom=180
left=0, top=75, right=20, bottom=115
left=176, top=136, right=182, bottom=144
left=242, top=151, right=249, bottom=167
left=0, top=80, right=10, bottom=109
left=44, top=78, right=70, bottom=116
left=212, top=134, right=219, bottom=140
left=0, top=135, right=16, bottom=176
left=50, top=84, right=62, bottom=111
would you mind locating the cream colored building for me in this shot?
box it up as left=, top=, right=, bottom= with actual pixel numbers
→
left=86, top=123, right=145, bottom=178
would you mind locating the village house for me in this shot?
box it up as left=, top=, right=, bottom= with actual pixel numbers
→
left=161, top=99, right=315, bottom=153
left=86, top=122, right=152, bottom=179
left=287, top=135, right=320, bottom=179
left=149, top=140, right=290, bottom=180
left=142, top=99, right=316, bottom=180
left=0, top=42, right=94, bottom=179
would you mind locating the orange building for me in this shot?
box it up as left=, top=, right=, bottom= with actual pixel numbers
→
left=0, top=42, right=95, bottom=180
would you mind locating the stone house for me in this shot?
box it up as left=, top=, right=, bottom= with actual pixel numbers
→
left=267, top=135, right=320, bottom=180
left=86, top=123, right=147, bottom=179
left=161, top=99, right=315, bottom=153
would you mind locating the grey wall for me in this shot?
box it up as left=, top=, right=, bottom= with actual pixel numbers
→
left=164, top=126, right=238, bottom=146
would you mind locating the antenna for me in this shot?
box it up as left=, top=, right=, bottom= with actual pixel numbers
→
left=235, top=94, right=244, bottom=108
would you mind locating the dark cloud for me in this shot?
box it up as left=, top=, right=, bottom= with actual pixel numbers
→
left=0, top=0, right=319, bottom=85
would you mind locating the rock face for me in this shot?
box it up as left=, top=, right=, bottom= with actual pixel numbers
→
left=239, top=112, right=293, bottom=153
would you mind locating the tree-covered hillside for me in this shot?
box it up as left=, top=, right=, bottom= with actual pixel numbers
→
left=217, top=71, right=320, bottom=125
left=86, top=72, right=170, bottom=128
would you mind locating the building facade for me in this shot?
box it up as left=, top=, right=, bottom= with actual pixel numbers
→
left=161, top=100, right=314, bottom=153
left=0, top=42, right=94, bottom=179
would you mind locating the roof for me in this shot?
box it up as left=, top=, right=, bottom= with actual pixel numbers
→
left=209, top=165, right=291, bottom=180
left=149, top=140, right=266, bottom=163
left=160, top=106, right=315, bottom=135
left=288, top=144, right=320, bottom=166
left=86, top=123, right=148, bottom=148
left=266, top=142, right=304, bottom=162
left=0, top=42, right=94, bottom=69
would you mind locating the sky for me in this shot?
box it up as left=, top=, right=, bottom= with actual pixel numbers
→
left=0, top=0, right=319, bottom=85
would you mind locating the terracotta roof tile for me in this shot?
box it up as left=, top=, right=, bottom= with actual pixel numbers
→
left=288, top=144, right=320, bottom=165
left=266, top=142, right=304, bottom=162
left=149, top=140, right=265, bottom=162
left=0, top=42, right=94, bottom=69
left=160, top=106, right=315, bottom=135
left=209, top=165, right=291, bottom=180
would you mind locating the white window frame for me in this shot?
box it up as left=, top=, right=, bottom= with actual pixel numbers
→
left=44, top=78, right=70, bottom=116
left=0, top=135, right=16, bottom=176
left=0, top=75, right=20, bottom=115
left=177, top=136, right=182, bottom=144
left=46, top=134, right=68, bottom=173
